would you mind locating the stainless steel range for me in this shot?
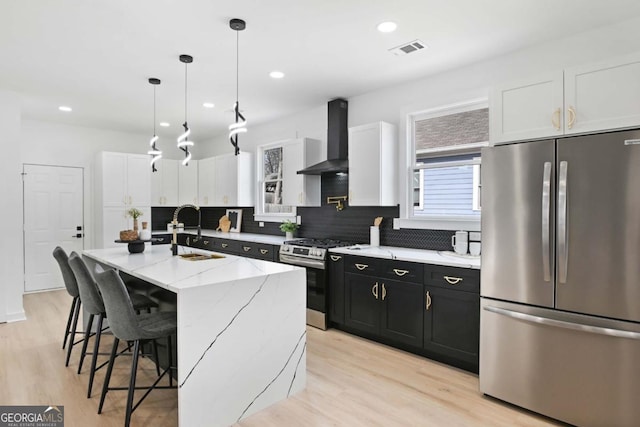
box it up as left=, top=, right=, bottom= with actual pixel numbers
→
left=279, top=238, right=356, bottom=330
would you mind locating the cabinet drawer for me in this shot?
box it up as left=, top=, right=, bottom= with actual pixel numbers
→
left=381, top=260, right=423, bottom=283
left=238, top=242, right=276, bottom=261
left=209, top=239, right=241, bottom=254
left=344, top=255, right=379, bottom=275
left=152, top=233, right=172, bottom=245
left=424, top=265, right=480, bottom=293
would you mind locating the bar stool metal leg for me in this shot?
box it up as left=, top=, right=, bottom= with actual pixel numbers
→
left=62, top=296, right=78, bottom=349
left=125, top=340, right=141, bottom=427
left=98, top=337, right=120, bottom=414
left=77, top=313, right=95, bottom=374
left=65, top=298, right=82, bottom=367
left=87, top=313, right=104, bottom=398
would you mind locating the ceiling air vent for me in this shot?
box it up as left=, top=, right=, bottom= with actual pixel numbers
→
left=389, top=40, right=427, bottom=56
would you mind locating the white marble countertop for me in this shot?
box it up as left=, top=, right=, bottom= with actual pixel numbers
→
left=330, top=245, right=481, bottom=269
left=153, top=229, right=286, bottom=245
left=83, top=245, right=300, bottom=292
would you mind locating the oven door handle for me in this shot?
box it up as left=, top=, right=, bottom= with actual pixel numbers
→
left=279, top=253, right=326, bottom=270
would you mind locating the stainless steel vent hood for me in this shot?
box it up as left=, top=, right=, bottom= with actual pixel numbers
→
left=297, top=98, right=348, bottom=175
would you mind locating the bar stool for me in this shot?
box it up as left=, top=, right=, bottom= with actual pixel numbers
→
left=52, top=246, right=83, bottom=366
left=94, top=268, right=177, bottom=427
left=68, top=252, right=159, bottom=398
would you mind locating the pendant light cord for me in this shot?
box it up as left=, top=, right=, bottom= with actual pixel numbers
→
left=184, top=62, right=188, bottom=124
left=236, top=30, right=239, bottom=103
left=153, top=85, right=156, bottom=135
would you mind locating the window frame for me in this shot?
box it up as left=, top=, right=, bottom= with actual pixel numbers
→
left=395, top=98, right=488, bottom=232
left=254, top=140, right=298, bottom=223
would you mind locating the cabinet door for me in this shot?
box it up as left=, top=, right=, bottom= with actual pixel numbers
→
left=198, top=157, right=216, bottom=206
left=161, top=159, right=179, bottom=206
left=328, top=254, right=345, bottom=325
left=101, top=152, right=127, bottom=207
left=489, top=71, right=564, bottom=143
left=379, top=279, right=423, bottom=347
left=423, top=287, right=479, bottom=366
left=178, top=160, right=198, bottom=205
left=349, top=124, right=380, bottom=206
left=126, top=154, right=151, bottom=207
left=344, top=273, right=379, bottom=335
left=564, top=52, right=640, bottom=135
left=214, top=155, right=237, bottom=206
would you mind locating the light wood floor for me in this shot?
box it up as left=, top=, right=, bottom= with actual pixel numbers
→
left=0, top=290, right=562, bottom=427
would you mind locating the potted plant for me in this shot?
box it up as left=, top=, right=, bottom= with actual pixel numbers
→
left=279, top=219, right=299, bottom=240
left=127, top=207, right=143, bottom=232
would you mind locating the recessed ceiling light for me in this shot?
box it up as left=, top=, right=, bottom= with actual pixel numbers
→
left=58, top=106, right=72, bottom=112
left=377, top=21, right=397, bottom=33
left=159, top=122, right=170, bottom=127
left=203, top=102, right=215, bottom=108
left=269, top=71, right=285, bottom=79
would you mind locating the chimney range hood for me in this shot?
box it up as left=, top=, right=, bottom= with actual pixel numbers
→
left=297, top=98, right=348, bottom=175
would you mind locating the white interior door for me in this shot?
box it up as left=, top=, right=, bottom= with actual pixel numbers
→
left=23, top=165, right=84, bottom=292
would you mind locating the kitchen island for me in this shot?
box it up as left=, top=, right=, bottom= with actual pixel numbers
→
left=83, top=245, right=307, bottom=427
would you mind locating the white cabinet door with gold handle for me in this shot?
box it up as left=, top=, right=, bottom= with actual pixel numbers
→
left=564, top=52, right=640, bottom=135
left=490, top=71, right=564, bottom=143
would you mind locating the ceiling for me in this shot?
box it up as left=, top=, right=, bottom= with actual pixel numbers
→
left=2, top=0, right=640, bottom=141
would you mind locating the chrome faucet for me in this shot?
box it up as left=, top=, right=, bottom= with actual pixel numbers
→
left=171, top=204, right=202, bottom=255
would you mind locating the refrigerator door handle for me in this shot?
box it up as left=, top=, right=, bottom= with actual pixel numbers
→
left=558, top=161, right=569, bottom=283
left=542, top=162, right=552, bottom=282
left=484, top=305, right=640, bottom=340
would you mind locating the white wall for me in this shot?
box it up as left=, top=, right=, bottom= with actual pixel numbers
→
left=0, top=91, right=24, bottom=322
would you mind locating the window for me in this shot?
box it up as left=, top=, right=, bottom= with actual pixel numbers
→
left=398, top=99, right=488, bottom=231
left=255, top=141, right=297, bottom=222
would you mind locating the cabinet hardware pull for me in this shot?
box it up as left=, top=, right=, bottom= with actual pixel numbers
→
left=129, top=196, right=132, bottom=205
left=330, top=255, right=342, bottom=262
left=443, top=276, right=463, bottom=285
left=393, top=269, right=409, bottom=276
left=260, top=249, right=268, bottom=254
left=355, top=263, right=368, bottom=271
left=123, top=196, right=127, bottom=205
left=186, top=237, right=190, bottom=245
left=372, top=282, right=379, bottom=299
left=382, top=283, right=386, bottom=301
left=551, top=107, right=561, bottom=131
left=222, top=243, right=228, bottom=248
left=203, top=240, right=209, bottom=245
left=567, top=106, right=576, bottom=129
left=426, top=291, right=432, bottom=311
left=243, top=246, right=251, bottom=252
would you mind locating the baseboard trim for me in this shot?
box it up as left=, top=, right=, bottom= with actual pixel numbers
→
left=6, top=310, right=26, bottom=323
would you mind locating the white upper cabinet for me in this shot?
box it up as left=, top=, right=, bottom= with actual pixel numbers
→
left=197, top=157, right=216, bottom=206
left=490, top=72, right=564, bottom=143
left=99, top=152, right=150, bottom=207
left=151, top=159, right=179, bottom=206
left=281, top=139, right=321, bottom=207
left=213, top=152, right=254, bottom=207
left=491, top=52, right=640, bottom=143
left=348, top=122, right=397, bottom=206
left=564, top=52, right=640, bottom=135
left=178, top=160, right=199, bottom=205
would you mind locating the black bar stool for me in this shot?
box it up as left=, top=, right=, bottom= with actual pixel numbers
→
left=68, top=252, right=159, bottom=398
left=94, top=268, right=177, bottom=427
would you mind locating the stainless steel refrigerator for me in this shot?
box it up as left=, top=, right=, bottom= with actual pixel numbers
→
left=480, top=129, right=640, bottom=427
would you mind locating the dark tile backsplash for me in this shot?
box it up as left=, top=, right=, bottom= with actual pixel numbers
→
left=151, top=173, right=456, bottom=251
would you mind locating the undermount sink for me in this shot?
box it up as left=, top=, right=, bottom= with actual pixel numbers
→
left=179, top=253, right=225, bottom=261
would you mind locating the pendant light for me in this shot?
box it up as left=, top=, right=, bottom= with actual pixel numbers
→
left=177, top=54, right=194, bottom=166
left=228, top=18, right=247, bottom=156
left=147, top=77, right=162, bottom=172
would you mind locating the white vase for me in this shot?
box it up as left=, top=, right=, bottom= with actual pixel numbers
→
left=285, top=231, right=294, bottom=241
left=139, top=229, right=151, bottom=241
